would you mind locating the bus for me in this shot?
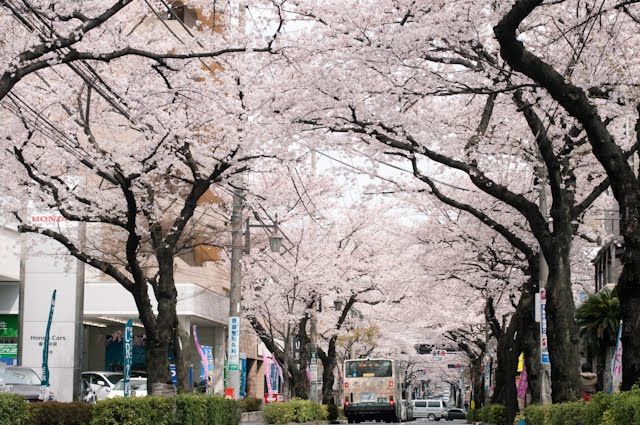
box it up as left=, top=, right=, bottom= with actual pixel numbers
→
left=343, top=358, right=402, bottom=423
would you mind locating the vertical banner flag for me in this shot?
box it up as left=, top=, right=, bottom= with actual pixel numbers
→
left=270, top=362, right=279, bottom=394
left=193, top=325, right=213, bottom=392
left=240, top=353, right=247, bottom=398
left=263, top=350, right=273, bottom=395
left=610, top=321, right=623, bottom=393
left=123, top=319, right=133, bottom=397
left=540, top=289, right=550, bottom=365
left=228, top=317, right=240, bottom=371
left=517, top=366, right=528, bottom=402
left=41, top=289, right=57, bottom=387
left=206, top=346, right=215, bottom=392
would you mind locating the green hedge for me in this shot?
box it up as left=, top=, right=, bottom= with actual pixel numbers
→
left=90, top=397, right=174, bottom=425
left=0, top=394, right=240, bottom=425
left=263, top=398, right=327, bottom=424
left=468, top=404, right=507, bottom=425
left=0, top=394, right=30, bottom=425
left=30, top=401, right=93, bottom=425
left=518, top=390, right=640, bottom=425
left=174, top=394, right=240, bottom=425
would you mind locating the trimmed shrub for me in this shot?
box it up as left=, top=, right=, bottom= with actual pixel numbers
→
left=0, top=394, right=30, bottom=425
left=520, top=404, right=550, bottom=425
left=583, top=392, right=614, bottom=425
left=263, top=402, right=295, bottom=424
left=90, top=397, right=174, bottom=425
left=485, top=404, right=507, bottom=425
left=601, top=388, right=640, bottom=425
left=263, top=399, right=326, bottom=424
left=174, top=394, right=240, bottom=425
left=545, top=401, right=586, bottom=425
left=29, top=401, right=93, bottom=425
left=468, top=404, right=507, bottom=425
left=239, top=397, right=262, bottom=412
left=520, top=392, right=613, bottom=425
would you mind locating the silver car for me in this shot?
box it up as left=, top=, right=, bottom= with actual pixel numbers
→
left=0, top=366, right=54, bottom=402
left=82, top=371, right=125, bottom=401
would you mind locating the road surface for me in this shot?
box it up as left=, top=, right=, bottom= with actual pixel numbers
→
left=356, top=420, right=467, bottom=425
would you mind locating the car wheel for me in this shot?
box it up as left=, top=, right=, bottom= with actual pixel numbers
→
left=428, top=413, right=436, bottom=421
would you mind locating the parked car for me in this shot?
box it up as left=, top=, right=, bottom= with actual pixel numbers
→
left=82, top=371, right=125, bottom=401
left=412, top=399, right=446, bottom=421
left=106, top=378, right=147, bottom=398
left=446, top=408, right=467, bottom=421
left=0, top=366, right=54, bottom=402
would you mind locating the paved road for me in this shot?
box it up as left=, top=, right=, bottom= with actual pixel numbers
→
left=357, top=420, right=467, bottom=425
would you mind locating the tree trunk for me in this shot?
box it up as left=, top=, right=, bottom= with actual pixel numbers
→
left=173, top=318, right=188, bottom=393
left=618, top=236, right=640, bottom=390
left=470, top=357, right=483, bottom=408
left=282, top=331, right=291, bottom=400
left=145, top=337, right=172, bottom=392
left=545, top=245, right=581, bottom=402
left=145, top=256, right=180, bottom=395
left=522, top=309, right=542, bottom=404
left=321, top=356, right=336, bottom=404
left=492, top=279, right=536, bottom=423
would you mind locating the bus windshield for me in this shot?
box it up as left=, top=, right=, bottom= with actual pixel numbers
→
left=345, top=360, right=393, bottom=378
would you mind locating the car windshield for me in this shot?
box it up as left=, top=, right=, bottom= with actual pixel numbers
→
left=345, top=360, right=392, bottom=378
left=0, top=368, right=41, bottom=385
left=113, top=379, right=146, bottom=391
left=104, top=374, right=124, bottom=385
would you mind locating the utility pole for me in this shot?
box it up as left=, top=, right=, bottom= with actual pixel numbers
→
left=537, top=164, right=553, bottom=405
left=309, top=152, right=320, bottom=403
left=227, top=186, right=243, bottom=399
left=309, top=297, right=319, bottom=403
left=483, top=315, right=491, bottom=407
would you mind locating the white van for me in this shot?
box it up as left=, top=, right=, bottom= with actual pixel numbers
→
left=412, top=399, right=446, bottom=421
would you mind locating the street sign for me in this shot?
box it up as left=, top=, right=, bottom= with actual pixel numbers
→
left=539, top=289, right=550, bottom=365
left=432, top=349, right=447, bottom=360
left=228, top=316, right=240, bottom=371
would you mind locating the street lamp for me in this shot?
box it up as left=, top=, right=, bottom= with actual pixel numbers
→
left=268, top=229, right=283, bottom=253
left=228, top=206, right=285, bottom=399
left=245, top=215, right=283, bottom=254
left=334, top=299, right=343, bottom=311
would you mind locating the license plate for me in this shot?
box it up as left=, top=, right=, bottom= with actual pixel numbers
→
left=360, top=393, right=375, bottom=402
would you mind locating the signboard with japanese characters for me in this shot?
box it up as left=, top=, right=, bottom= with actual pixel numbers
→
left=540, top=289, right=550, bottom=365
left=228, top=316, right=240, bottom=371
left=0, top=315, right=18, bottom=365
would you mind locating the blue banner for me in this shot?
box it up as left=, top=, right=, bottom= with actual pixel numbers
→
left=240, top=354, right=247, bottom=398
left=270, top=363, right=279, bottom=393
left=123, top=319, right=133, bottom=397
left=41, top=290, right=56, bottom=387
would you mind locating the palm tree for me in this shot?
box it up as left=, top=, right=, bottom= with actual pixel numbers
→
left=575, top=289, right=621, bottom=390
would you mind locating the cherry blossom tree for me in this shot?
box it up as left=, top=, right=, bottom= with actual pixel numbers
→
left=0, top=0, right=285, bottom=393
left=0, top=0, right=281, bottom=101
left=268, top=0, right=631, bottom=406
left=494, top=0, right=640, bottom=390
left=242, top=166, right=419, bottom=401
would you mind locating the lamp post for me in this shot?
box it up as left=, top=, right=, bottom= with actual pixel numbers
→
left=227, top=188, right=282, bottom=399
